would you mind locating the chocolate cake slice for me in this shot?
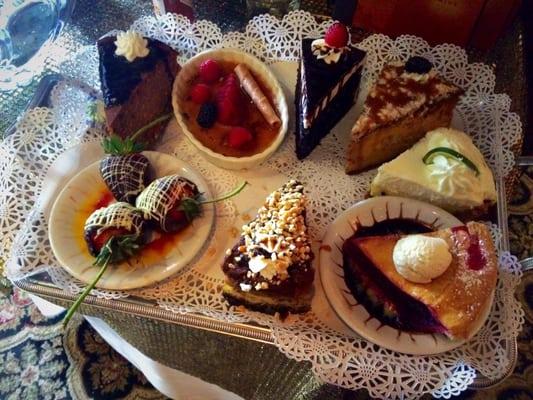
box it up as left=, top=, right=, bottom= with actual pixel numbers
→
left=295, top=38, right=366, bottom=159
left=343, top=222, right=498, bottom=339
left=98, top=32, right=179, bottom=146
left=222, top=180, right=314, bottom=315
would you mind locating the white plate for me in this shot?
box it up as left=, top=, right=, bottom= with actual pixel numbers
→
left=319, top=196, right=494, bottom=355
left=48, top=151, right=214, bottom=290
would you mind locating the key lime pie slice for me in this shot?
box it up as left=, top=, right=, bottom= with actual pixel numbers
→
left=370, top=128, right=497, bottom=216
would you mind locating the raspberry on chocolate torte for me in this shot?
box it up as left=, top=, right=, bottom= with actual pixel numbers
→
left=98, top=31, right=179, bottom=146
left=222, top=180, right=315, bottom=315
left=295, top=23, right=366, bottom=159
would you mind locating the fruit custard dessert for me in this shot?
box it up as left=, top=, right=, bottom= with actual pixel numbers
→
left=181, top=58, right=282, bottom=157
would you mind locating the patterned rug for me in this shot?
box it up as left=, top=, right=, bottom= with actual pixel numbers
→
left=1, top=168, right=532, bottom=400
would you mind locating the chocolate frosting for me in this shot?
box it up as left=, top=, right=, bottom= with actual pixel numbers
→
left=97, top=36, right=177, bottom=107
left=100, top=153, right=151, bottom=204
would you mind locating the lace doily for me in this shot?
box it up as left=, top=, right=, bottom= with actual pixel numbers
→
left=1, top=11, right=525, bottom=399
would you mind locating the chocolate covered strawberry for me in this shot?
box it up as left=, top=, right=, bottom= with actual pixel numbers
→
left=63, top=202, right=146, bottom=326
left=135, top=175, right=199, bottom=233
left=100, top=113, right=173, bottom=203
left=136, top=175, right=248, bottom=233
left=84, top=202, right=146, bottom=257
left=100, top=153, right=151, bottom=204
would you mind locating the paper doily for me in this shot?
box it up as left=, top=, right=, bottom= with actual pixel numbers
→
left=1, top=11, right=524, bottom=399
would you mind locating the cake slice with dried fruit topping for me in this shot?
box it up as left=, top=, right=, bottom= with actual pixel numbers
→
left=346, top=56, right=463, bottom=174
left=222, top=180, right=315, bottom=315
left=295, top=23, right=366, bottom=159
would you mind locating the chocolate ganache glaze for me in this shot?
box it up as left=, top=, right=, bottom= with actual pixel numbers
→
left=295, top=38, right=366, bottom=159
left=98, top=36, right=176, bottom=107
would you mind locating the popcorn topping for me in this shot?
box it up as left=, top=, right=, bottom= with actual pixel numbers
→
left=231, top=180, right=312, bottom=289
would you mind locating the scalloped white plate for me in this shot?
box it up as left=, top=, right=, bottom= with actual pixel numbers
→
left=48, top=151, right=214, bottom=290
left=319, top=196, right=494, bottom=355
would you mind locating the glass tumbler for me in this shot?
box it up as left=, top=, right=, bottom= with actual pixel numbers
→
left=0, top=0, right=66, bottom=90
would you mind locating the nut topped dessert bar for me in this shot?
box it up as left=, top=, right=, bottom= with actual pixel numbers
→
left=222, top=180, right=314, bottom=315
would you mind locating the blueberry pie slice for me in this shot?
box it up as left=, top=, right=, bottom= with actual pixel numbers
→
left=222, top=180, right=314, bottom=315
left=346, top=56, right=463, bottom=174
left=343, top=222, right=497, bottom=339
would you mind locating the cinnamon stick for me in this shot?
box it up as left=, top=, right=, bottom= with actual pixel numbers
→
left=234, top=64, right=281, bottom=128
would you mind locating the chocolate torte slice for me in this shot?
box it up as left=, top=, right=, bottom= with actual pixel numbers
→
left=222, top=180, right=314, bottom=315
left=295, top=37, right=366, bottom=159
left=343, top=222, right=497, bottom=339
left=346, top=56, right=463, bottom=174
left=98, top=31, right=179, bottom=146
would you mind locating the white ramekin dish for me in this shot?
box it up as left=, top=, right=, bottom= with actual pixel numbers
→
left=172, top=48, right=288, bottom=170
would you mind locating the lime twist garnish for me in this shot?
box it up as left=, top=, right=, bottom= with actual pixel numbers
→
left=422, top=147, right=480, bottom=176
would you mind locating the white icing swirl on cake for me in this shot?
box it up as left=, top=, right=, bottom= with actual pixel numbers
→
left=114, top=30, right=149, bottom=62
left=427, top=154, right=478, bottom=196
left=311, top=39, right=345, bottom=64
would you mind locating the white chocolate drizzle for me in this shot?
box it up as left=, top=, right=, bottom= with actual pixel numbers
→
left=135, top=175, right=197, bottom=231
left=100, top=154, right=149, bottom=203
left=84, top=202, right=144, bottom=237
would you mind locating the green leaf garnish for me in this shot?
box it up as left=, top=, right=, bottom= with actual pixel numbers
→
left=179, top=181, right=248, bottom=222
left=101, top=112, right=173, bottom=156
left=62, top=234, right=140, bottom=327
left=87, top=100, right=106, bottom=124
left=422, top=147, right=480, bottom=176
